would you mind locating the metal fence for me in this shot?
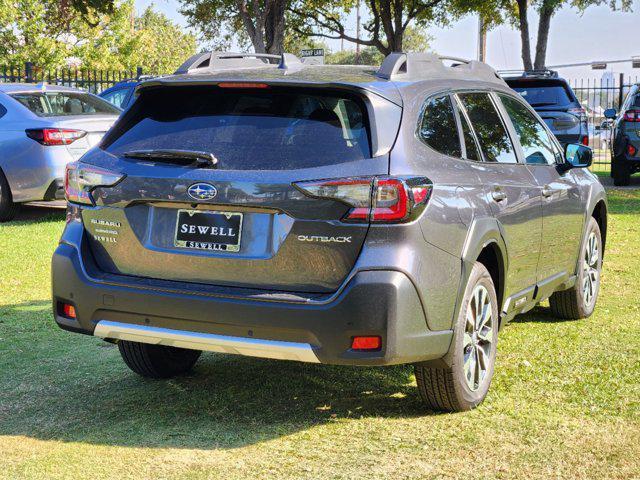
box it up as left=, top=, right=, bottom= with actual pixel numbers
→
left=0, top=62, right=146, bottom=94
left=571, top=74, right=639, bottom=174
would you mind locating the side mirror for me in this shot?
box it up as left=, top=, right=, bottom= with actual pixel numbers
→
left=559, top=143, right=593, bottom=172
left=604, top=108, right=617, bottom=119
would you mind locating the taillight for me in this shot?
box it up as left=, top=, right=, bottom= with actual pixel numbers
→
left=581, top=135, right=589, bottom=146
left=294, top=176, right=432, bottom=223
left=372, top=178, right=408, bottom=222
left=65, top=161, right=124, bottom=205
left=628, top=144, right=637, bottom=156
left=623, top=110, right=640, bottom=122
left=26, top=128, right=87, bottom=146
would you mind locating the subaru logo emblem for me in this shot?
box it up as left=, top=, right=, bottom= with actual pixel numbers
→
left=188, top=183, right=217, bottom=201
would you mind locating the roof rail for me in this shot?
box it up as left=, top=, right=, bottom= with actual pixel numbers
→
left=174, top=51, right=303, bottom=75
left=497, top=69, right=558, bottom=78
left=376, top=52, right=503, bottom=84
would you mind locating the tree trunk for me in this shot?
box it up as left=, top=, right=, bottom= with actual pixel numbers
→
left=516, top=0, right=532, bottom=71
left=534, top=1, right=554, bottom=70
left=236, top=0, right=266, bottom=53
left=264, top=0, right=287, bottom=54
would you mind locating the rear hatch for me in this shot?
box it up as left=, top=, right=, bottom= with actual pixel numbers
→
left=506, top=78, right=585, bottom=139
left=80, top=84, right=399, bottom=293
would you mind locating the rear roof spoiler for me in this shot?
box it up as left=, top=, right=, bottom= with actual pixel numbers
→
left=376, top=52, right=504, bottom=85
left=174, top=52, right=303, bottom=75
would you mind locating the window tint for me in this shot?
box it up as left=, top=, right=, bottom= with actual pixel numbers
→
left=507, top=80, right=575, bottom=107
left=10, top=91, right=120, bottom=117
left=458, top=93, right=517, bottom=164
left=102, top=86, right=371, bottom=170
left=459, top=110, right=480, bottom=161
left=101, top=87, right=131, bottom=109
left=418, top=95, right=461, bottom=157
left=500, top=95, right=557, bottom=165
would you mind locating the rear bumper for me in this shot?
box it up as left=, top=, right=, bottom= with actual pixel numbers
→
left=52, top=239, right=452, bottom=366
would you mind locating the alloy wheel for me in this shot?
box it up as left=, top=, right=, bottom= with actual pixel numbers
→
left=463, top=285, right=494, bottom=392
left=582, top=232, right=600, bottom=307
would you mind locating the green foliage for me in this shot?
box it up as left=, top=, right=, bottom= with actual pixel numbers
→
left=325, top=47, right=384, bottom=65
left=0, top=0, right=196, bottom=72
left=0, top=190, right=639, bottom=478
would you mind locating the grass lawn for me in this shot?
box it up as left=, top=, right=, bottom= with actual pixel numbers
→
left=1, top=192, right=639, bottom=480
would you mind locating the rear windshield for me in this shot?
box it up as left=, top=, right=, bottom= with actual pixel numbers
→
left=508, top=80, right=575, bottom=107
left=10, top=91, right=120, bottom=117
left=101, top=86, right=371, bottom=170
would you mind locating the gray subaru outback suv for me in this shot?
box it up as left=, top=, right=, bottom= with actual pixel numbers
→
left=51, top=52, right=607, bottom=412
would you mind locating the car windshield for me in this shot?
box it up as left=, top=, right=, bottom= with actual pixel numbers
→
left=508, top=81, right=574, bottom=107
left=10, top=91, right=120, bottom=117
left=101, top=86, right=371, bottom=170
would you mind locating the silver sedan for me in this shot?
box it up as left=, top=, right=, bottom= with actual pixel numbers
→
left=0, top=84, right=120, bottom=221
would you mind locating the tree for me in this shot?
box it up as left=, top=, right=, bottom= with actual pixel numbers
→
left=0, top=0, right=196, bottom=72
left=290, top=0, right=446, bottom=56
left=463, top=0, right=633, bottom=70
left=179, top=0, right=291, bottom=54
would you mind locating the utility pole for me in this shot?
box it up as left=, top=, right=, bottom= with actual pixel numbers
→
left=477, top=16, right=487, bottom=62
left=355, top=1, right=361, bottom=64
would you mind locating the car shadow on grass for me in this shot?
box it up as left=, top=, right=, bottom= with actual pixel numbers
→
left=0, top=301, right=436, bottom=451
left=511, top=304, right=582, bottom=324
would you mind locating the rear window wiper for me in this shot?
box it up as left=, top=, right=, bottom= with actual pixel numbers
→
left=123, top=149, right=218, bottom=168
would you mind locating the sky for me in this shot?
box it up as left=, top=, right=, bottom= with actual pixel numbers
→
left=135, top=0, right=640, bottom=82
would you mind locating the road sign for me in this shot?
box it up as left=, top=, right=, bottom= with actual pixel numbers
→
left=300, top=48, right=325, bottom=65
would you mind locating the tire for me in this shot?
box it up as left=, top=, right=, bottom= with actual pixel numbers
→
left=549, top=217, right=602, bottom=320
left=612, top=161, right=631, bottom=186
left=414, top=262, right=499, bottom=412
left=117, top=340, right=201, bottom=379
left=0, top=170, right=19, bottom=222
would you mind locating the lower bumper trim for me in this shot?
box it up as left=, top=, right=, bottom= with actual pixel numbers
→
left=94, top=320, right=320, bottom=363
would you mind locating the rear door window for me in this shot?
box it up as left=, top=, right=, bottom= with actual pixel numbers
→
left=457, top=92, right=517, bottom=164
left=418, top=94, right=461, bottom=158
left=499, top=94, right=558, bottom=165
left=10, top=91, right=120, bottom=116
left=102, top=86, right=371, bottom=170
left=457, top=104, right=481, bottom=161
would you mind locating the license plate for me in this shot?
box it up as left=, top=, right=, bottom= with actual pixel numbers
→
left=174, top=210, right=243, bottom=252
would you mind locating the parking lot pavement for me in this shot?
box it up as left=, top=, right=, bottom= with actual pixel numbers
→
left=598, top=175, right=640, bottom=189
left=14, top=202, right=66, bottom=222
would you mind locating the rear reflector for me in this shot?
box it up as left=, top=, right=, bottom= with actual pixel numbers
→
left=628, top=144, right=637, bottom=156
left=351, top=336, right=382, bottom=351
left=59, top=302, right=77, bottom=319
left=26, top=128, right=87, bottom=146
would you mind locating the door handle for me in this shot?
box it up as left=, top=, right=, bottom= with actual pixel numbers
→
left=542, top=185, right=556, bottom=198
left=491, top=190, right=507, bottom=202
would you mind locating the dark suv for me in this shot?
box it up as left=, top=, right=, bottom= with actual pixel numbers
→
left=52, top=52, right=607, bottom=412
left=503, top=70, right=589, bottom=146
left=605, top=83, right=640, bottom=185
